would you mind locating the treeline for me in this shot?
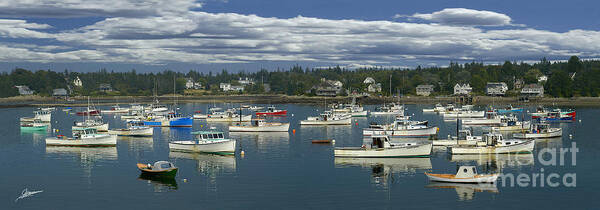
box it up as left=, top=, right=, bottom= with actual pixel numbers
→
left=1, top=56, right=599, bottom=98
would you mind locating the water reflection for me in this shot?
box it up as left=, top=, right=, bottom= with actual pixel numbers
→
left=450, top=153, right=534, bottom=173
left=230, top=132, right=290, bottom=153
left=426, top=182, right=498, bottom=201
left=534, top=137, right=563, bottom=149
left=118, top=136, right=154, bottom=156
left=45, top=146, right=118, bottom=180
left=138, top=174, right=178, bottom=192
left=335, top=157, right=432, bottom=188
left=169, top=152, right=236, bottom=193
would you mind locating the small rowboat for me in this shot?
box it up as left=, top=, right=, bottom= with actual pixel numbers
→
left=425, top=166, right=499, bottom=183
left=136, top=161, right=178, bottom=178
left=311, top=139, right=335, bottom=144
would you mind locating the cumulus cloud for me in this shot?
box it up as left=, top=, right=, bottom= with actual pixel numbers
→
left=0, top=0, right=202, bottom=18
left=407, top=8, right=514, bottom=26
left=1, top=6, right=599, bottom=67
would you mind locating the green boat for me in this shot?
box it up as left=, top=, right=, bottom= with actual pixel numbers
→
left=20, top=120, right=48, bottom=131
left=137, top=161, right=178, bottom=178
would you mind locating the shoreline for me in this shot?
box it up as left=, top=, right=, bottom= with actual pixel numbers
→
left=1, top=95, right=599, bottom=108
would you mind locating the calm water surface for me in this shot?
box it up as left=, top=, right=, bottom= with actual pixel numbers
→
left=1, top=104, right=598, bottom=209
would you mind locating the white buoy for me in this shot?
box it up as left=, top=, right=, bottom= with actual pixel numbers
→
left=331, top=140, right=335, bottom=144
left=183, top=179, right=187, bottom=183
left=569, top=134, right=573, bottom=139
left=291, top=114, right=294, bottom=117
left=579, top=120, right=582, bottom=123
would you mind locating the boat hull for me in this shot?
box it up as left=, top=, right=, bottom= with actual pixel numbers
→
left=229, top=123, right=290, bottom=132
left=425, top=173, right=499, bottom=183
left=255, top=110, right=287, bottom=116
left=300, top=117, right=351, bottom=125
left=72, top=123, right=109, bottom=132
left=461, top=118, right=502, bottom=126
left=169, top=140, right=236, bottom=155
left=108, top=127, right=154, bottom=136
left=45, top=135, right=117, bottom=147
left=206, top=115, right=252, bottom=122
left=334, top=143, right=432, bottom=158
left=513, top=128, right=562, bottom=139
left=450, top=140, right=535, bottom=154
left=363, top=127, right=438, bottom=137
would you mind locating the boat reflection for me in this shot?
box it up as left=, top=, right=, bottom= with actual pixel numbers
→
left=450, top=153, right=534, bottom=173
left=45, top=146, right=118, bottom=179
left=138, top=174, right=178, bottom=192
left=118, top=136, right=154, bottom=153
left=534, top=137, right=563, bottom=149
left=169, top=151, right=236, bottom=174
left=426, top=182, right=498, bottom=201
left=230, top=132, right=290, bottom=153
left=335, top=157, right=432, bottom=188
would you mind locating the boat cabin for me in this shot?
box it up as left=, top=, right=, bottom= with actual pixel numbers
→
left=484, top=111, right=498, bottom=119
left=529, top=123, right=551, bottom=133
left=369, top=135, right=392, bottom=149
left=266, top=106, right=277, bottom=112
left=192, top=131, right=225, bottom=141
left=149, top=161, right=176, bottom=171
left=72, top=128, right=99, bottom=138
left=127, top=121, right=146, bottom=127
left=456, top=166, right=478, bottom=178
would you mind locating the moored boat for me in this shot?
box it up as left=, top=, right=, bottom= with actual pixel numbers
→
left=20, top=109, right=52, bottom=122
left=20, top=120, right=48, bottom=131
left=206, top=110, right=252, bottom=122
left=513, top=123, right=562, bottom=139
left=334, top=135, right=432, bottom=158
left=102, top=105, right=130, bottom=114
left=229, top=119, right=290, bottom=132
left=300, top=111, right=352, bottom=125
left=460, top=111, right=502, bottom=126
left=136, top=161, right=178, bottom=178
left=72, top=118, right=109, bottom=132
left=449, top=133, right=535, bottom=154
left=432, top=130, right=482, bottom=146
left=255, top=106, right=287, bottom=116
left=169, top=130, right=236, bottom=155
left=425, top=166, right=499, bottom=183
left=363, top=117, right=437, bottom=137
left=46, top=127, right=117, bottom=147
left=108, top=121, right=153, bottom=137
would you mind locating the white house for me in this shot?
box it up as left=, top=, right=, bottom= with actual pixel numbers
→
left=538, top=75, right=548, bottom=83
left=238, top=77, right=255, bottom=85
left=521, top=84, right=544, bottom=97
left=363, top=77, right=376, bottom=84
left=314, top=78, right=345, bottom=96
left=486, top=82, right=508, bottom=96
left=454, top=84, right=472, bottom=95
left=416, top=85, right=434, bottom=96
left=73, top=76, right=82, bottom=87
left=14, top=85, right=34, bottom=95
left=185, top=78, right=203, bottom=89
left=367, top=83, right=382, bottom=93
left=220, top=83, right=244, bottom=92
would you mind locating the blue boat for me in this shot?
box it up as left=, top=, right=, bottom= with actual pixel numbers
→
left=497, top=106, right=524, bottom=113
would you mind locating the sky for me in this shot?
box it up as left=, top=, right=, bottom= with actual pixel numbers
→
left=0, top=0, right=599, bottom=72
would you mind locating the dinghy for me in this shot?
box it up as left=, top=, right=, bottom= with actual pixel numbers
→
left=137, top=161, right=178, bottom=178
left=425, top=166, right=499, bottom=183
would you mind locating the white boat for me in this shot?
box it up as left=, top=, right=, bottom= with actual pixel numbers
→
left=169, top=130, right=236, bottom=155
left=300, top=111, right=352, bottom=125
left=206, top=110, right=252, bottom=122
left=443, top=110, right=485, bottom=118
left=460, top=111, right=502, bottom=125
left=249, top=106, right=264, bottom=111
left=371, top=103, right=404, bottom=115
left=432, top=130, right=483, bottom=146
left=102, top=105, right=130, bottom=114
left=129, top=104, right=144, bottom=111
left=513, top=123, right=562, bottom=139
left=229, top=119, right=290, bottom=132
left=46, top=127, right=117, bottom=147
left=490, top=115, right=530, bottom=132
left=331, top=99, right=368, bottom=117
left=193, top=113, right=208, bottom=119
left=363, top=117, right=438, bottom=137
left=423, top=103, right=445, bottom=113
left=108, top=121, right=153, bottom=137
left=425, top=166, right=499, bottom=183
left=450, top=133, right=535, bottom=154
left=72, top=118, right=109, bottom=132
left=120, top=110, right=145, bottom=120
left=20, top=109, right=52, bottom=122
left=334, top=135, right=432, bottom=158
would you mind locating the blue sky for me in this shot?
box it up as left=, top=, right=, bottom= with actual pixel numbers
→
left=0, top=0, right=598, bottom=72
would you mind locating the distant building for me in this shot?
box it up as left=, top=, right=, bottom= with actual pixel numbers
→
left=538, top=75, right=548, bottom=83
left=14, top=85, right=34, bottom=95
left=185, top=78, right=203, bottom=89
left=521, top=84, right=544, bottom=97
left=514, top=78, right=524, bottom=89
left=454, top=83, right=472, bottom=95
left=313, top=78, right=345, bottom=96
left=486, top=82, right=508, bottom=96
left=416, top=85, right=434, bottom=96
left=363, top=77, right=376, bottom=84
left=367, top=83, right=382, bottom=93
left=238, top=77, right=255, bottom=85
left=220, top=83, right=244, bottom=92
left=98, top=83, right=113, bottom=92
left=53, top=88, right=68, bottom=98
left=73, top=76, right=83, bottom=87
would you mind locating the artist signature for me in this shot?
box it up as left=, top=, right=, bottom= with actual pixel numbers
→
left=15, top=188, right=43, bottom=202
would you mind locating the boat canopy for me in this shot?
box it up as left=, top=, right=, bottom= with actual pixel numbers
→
left=456, top=166, right=478, bottom=178
left=153, top=161, right=175, bottom=170
left=192, top=131, right=225, bottom=140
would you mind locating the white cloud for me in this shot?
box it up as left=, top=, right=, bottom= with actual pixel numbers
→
left=407, top=8, right=513, bottom=26
left=0, top=19, right=53, bottom=38
left=0, top=0, right=202, bottom=18
left=1, top=6, right=599, bottom=67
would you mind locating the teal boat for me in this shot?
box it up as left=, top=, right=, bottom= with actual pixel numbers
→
left=20, top=120, right=48, bottom=131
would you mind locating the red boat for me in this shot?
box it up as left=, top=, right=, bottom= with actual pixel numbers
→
left=76, top=109, right=101, bottom=116
left=255, top=106, right=287, bottom=116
